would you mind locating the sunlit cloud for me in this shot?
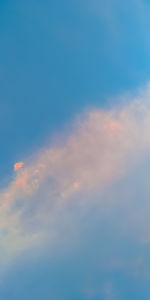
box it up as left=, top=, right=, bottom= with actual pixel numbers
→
left=14, top=162, right=24, bottom=172
left=1, top=83, right=150, bottom=266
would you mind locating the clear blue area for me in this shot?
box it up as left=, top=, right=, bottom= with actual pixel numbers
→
left=1, top=0, right=150, bottom=178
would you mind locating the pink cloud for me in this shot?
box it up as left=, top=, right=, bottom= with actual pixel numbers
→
left=1, top=83, right=150, bottom=264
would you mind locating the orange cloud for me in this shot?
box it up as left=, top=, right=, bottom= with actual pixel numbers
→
left=16, top=172, right=27, bottom=189
left=14, top=162, right=24, bottom=171
left=73, top=182, right=80, bottom=189
left=107, top=120, right=122, bottom=131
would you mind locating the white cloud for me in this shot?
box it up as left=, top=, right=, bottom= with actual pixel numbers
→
left=1, top=83, right=150, bottom=267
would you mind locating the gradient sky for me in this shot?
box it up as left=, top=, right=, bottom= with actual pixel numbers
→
left=1, top=1, right=150, bottom=299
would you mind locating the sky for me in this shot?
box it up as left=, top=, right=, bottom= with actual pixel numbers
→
left=1, top=0, right=150, bottom=299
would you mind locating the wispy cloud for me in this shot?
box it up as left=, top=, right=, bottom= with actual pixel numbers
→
left=1, top=83, right=150, bottom=266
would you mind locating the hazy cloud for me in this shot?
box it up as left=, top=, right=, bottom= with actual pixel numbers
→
left=1, top=83, right=150, bottom=266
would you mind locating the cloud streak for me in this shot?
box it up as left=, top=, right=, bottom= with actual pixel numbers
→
left=1, top=83, right=150, bottom=265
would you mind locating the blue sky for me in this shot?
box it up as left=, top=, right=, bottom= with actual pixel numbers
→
left=1, top=1, right=150, bottom=299
left=1, top=0, right=150, bottom=179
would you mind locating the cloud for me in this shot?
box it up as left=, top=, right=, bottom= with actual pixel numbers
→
left=1, top=83, right=150, bottom=266
left=14, top=162, right=24, bottom=172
